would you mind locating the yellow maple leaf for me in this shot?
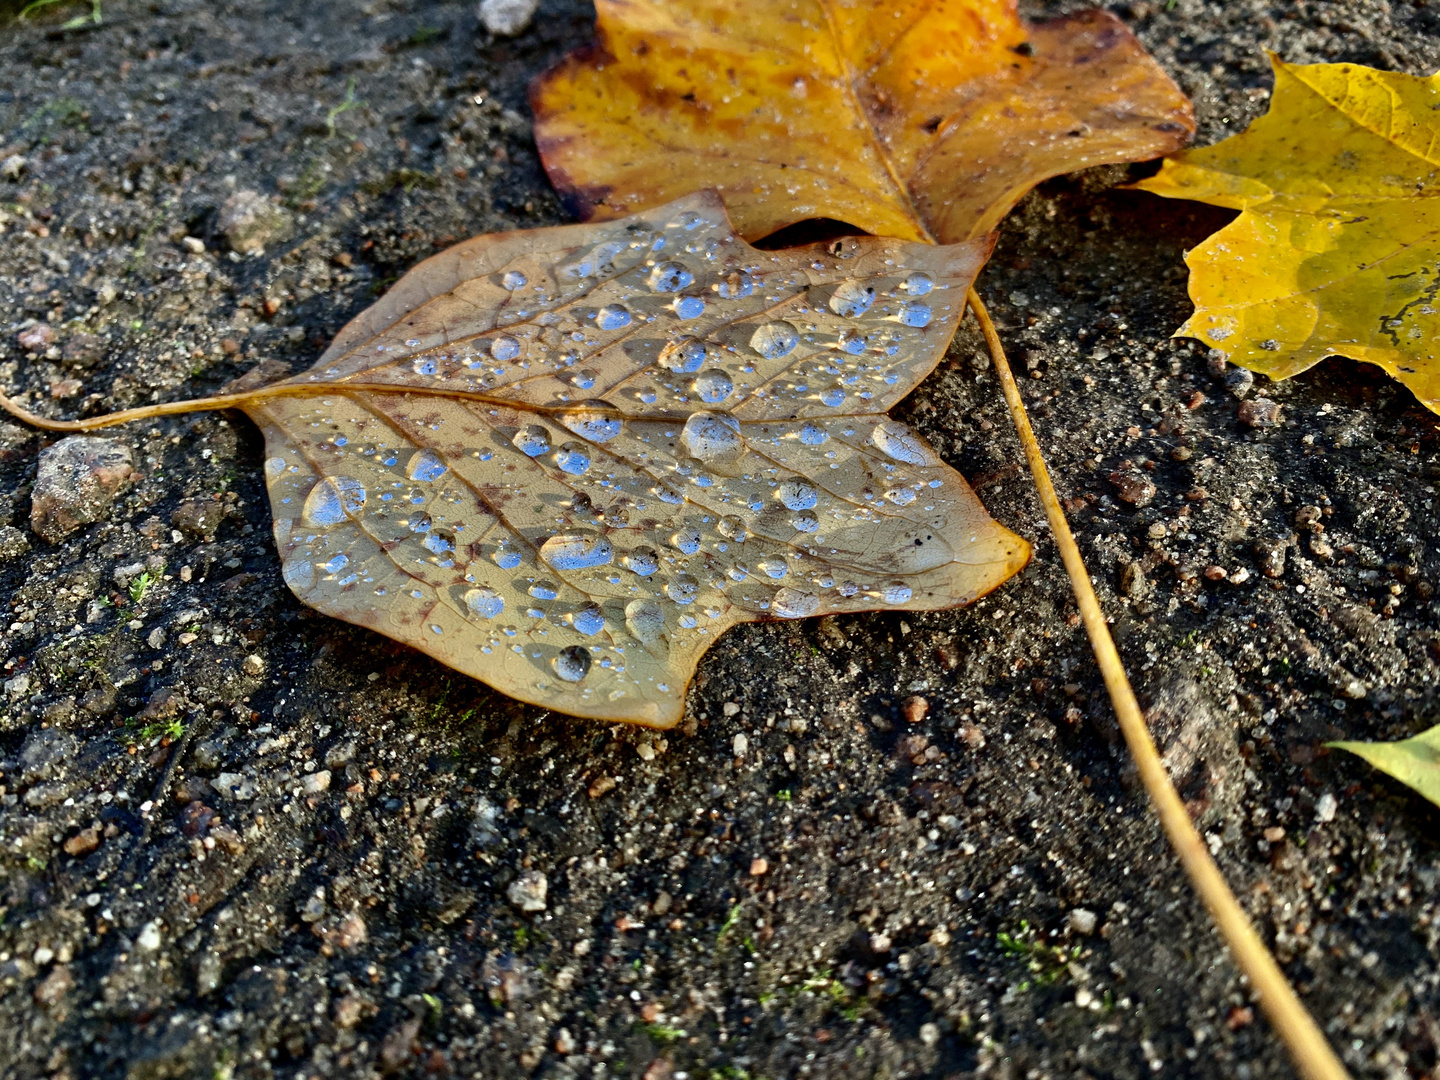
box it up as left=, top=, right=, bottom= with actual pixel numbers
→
left=1136, top=56, right=1440, bottom=412
left=532, top=0, right=1194, bottom=244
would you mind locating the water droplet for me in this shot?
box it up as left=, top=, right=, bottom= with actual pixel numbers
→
left=625, top=599, right=665, bottom=644
left=422, top=529, right=456, bottom=555
left=716, top=271, right=753, bottom=299
left=666, top=573, right=699, bottom=604
left=265, top=456, right=286, bottom=479
left=750, top=321, right=799, bottom=360
left=652, top=482, right=684, bottom=505
left=717, top=515, right=748, bottom=543
left=693, top=369, right=734, bottom=404
left=757, top=555, right=788, bottom=579
left=568, top=369, right=598, bottom=390
left=670, top=525, right=702, bottom=555
left=829, top=280, right=875, bottom=317
left=902, top=272, right=934, bottom=296
left=837, top=328, right=866, bottom=354
left=406, top=338, right=422, bottom=348
left=623, top=546, right=660, bottom=576
left=820, top=388, right=845, bottom=407
left=571, top=602, right=605, bottom=635
left=539, top=532, right=614, bottom=570
left=465, top=586, right=504, bottom=618
left=512, top=425, right=551, bottom=457
left=553, top=441, right=592, bottom=475
left=560, top=404, right=623, bottom=443
left=553, top=645, right=591, bottom=682
left=897, top=300, right=932, bottom=327
left=412, top=356, right=439, bottom=376
left=406, top=511, right=432, bottom=532
left=596, top=303, right=631, bottom=330
left=772, top=587, right=819, bottom=618
left=870, top=420, right=938, bottom=465
left=884, top=485, right=917, bottom=506
left=490, top=335, right=521, bottom=361
left=838, top=580, right=859, bottom=597
left=659, top=336, right=707, bottom=373
left=791, top=510, right=819, bottom=532
left=283, top=559, right=316, bottom=591
left=775, top=478, right=818, bottom=510
left=798, top=422, right=829, bottom=446
left=492, top=539, right=524, bottom=569
left=529, top=580, right=559, bottom=600
left=680, top=410, right=742, bottom=462
left=882, top=581, right=913, bottom=604
left=501, top=269, right=528, bottom=291
left=673, top=296, right=705, bottom=319
left=406, top=449, right=449, bottom=482
left=648, top=261, right=695, bottom=292
left=319, top=553, right=349, bottom=575
left=301, top=475, right=367, bottom=527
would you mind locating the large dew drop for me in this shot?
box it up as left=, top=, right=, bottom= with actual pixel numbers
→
left=512, top=425, right=551, bottom=457
left=490, top=335, right=522, bottom=362
left=673, top=296, right=705, bottom=320
left=716, top=515, right=748, bottom=543
left=465, top=587, right=505, bottom=619
left=881, top=581, right=914, bottom=604
left=680, top=410, right=742, bottom=463
left=406, top=449, right=449, bottom=482
left=501, top=269, right=528, bottom=291
left=716, top=270, right=753, bottom=299
left=625, top=599, right=665, bottom=644
left=301, top=476, right=367, bottom=528
left=897, top=300, right=932, bottom=328
left=692, top=369, right=734, bottom=404
left=560, top=404, right=623, bottom=443
left=539, top=533, right=614, bottom=570
left=648, top=261, right=694, bottom=293
left=772, top=587, right=820, bottom=619
left=829, top=280, right=875, bottom=318
left=870, top=420, right=939, bottom=466
left=491, top=539, right=524, bottom=569
left=659, top=337, right=707, bottom=373
left=797, top=422, right=828, bottom=446
left=596, top=303, right=631, bottom=330
left=902, top=272, right=933, bottom=296
left=570, top=602, right=605, bottom=635
left=775, top=478, right=818, bottom=511
left=623, top=546, right=660, bottom=577
left=670, top=525, right=702, bottom=555
left=749, top=321, right=799, bottom=360
left=554, top=442, right=592, bottom=475
left=666, top=573, right=699, bottom=604
left=552, top=645, right=592, bottom=683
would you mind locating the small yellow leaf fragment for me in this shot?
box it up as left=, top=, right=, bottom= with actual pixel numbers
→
left=1328, top=724, right=1440, bottom=809
left=1136, top=56, right=1440, bottom=414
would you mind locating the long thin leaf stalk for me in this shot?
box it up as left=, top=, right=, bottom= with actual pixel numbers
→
left=967, top=286, right=1349, bottom=1080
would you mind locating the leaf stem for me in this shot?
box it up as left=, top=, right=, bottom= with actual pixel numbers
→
left=966, top=286, right=1350, bottom=1080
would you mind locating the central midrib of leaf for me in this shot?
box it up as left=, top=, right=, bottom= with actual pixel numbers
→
left=815, top=0, right=936, bottom=245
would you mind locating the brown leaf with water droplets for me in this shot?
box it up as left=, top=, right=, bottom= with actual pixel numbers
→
left=241, top=193, right=1028, bottom=727
left=530, top=0, right=1195, bottom=244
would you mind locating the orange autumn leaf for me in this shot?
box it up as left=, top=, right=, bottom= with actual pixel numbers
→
left=531, top=0, right=1194, bottom=244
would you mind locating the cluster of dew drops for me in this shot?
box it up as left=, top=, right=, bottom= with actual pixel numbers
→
left=280, top=210, right=952, bottom=694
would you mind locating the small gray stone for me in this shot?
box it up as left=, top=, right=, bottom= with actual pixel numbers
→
left=1068, top=908, right=1098, bottom=935
left=506, top=870, right=548, bottom=912
left=479, top=0, right=539, bottom=35
left=30, top=436, right=135, bottom=543
left=1224, top=367, right=1254, bottom=398
left=217, top=190, right=292, bottom=255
